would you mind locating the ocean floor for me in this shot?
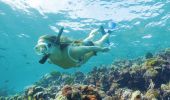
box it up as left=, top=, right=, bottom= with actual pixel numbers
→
left=1, top=48, right=170, bottom=100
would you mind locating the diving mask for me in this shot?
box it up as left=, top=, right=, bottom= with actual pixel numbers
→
left=35, top=42, right=50, bottom=55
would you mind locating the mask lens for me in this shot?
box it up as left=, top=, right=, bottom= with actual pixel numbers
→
left=35, top=43, right=49, bottom=55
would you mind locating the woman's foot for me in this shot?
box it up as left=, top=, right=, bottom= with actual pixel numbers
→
left=94, top=33, right=109, bottom=46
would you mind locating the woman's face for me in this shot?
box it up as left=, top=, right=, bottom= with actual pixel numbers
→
left=34, top=38, right=54, bottom=55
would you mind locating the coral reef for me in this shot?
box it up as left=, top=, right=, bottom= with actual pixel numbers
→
left=1, top=48, right=170, bottom=100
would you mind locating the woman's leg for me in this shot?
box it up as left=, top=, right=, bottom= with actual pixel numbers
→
left=83, top=29, right=99, bottom=41
left=94, top=33, right=109, bottom=46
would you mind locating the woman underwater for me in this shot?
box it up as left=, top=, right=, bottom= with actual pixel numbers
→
left=35, top=26, right=110, bottom=69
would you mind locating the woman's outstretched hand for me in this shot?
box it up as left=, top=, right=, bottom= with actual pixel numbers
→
left=101, top=47, right=110, bottom=52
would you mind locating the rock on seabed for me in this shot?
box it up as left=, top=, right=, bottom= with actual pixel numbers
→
left=1, top=48, right=170, bottom=100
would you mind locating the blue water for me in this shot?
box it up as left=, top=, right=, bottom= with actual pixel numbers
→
left=0, top=0, right=170, bottom=94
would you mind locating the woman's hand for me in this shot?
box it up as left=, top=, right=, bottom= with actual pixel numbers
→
left=101, top=47, right=110, bottom=52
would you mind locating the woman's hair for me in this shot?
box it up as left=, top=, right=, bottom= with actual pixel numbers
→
left=39, top=35, right=74, bottom=44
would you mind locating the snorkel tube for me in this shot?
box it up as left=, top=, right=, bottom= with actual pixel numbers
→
left=55, top=27, right=64, bottom=45
left=39, top=27, right=64, bottom=64
left=39, top=54, right=50, bottom=64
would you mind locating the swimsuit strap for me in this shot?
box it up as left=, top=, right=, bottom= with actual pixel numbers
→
left=67, top=42, right=84, bottom=66
left=67, top=45, right=79, bottom=63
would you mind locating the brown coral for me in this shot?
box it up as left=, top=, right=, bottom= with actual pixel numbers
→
left=62, top=85, right=72, bottom=96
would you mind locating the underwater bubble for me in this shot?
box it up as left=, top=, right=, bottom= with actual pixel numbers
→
left=142, top=34, right=152, bottom=39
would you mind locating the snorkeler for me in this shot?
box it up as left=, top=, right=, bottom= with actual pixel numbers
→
left=34, top=26, right=110, bottom=69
